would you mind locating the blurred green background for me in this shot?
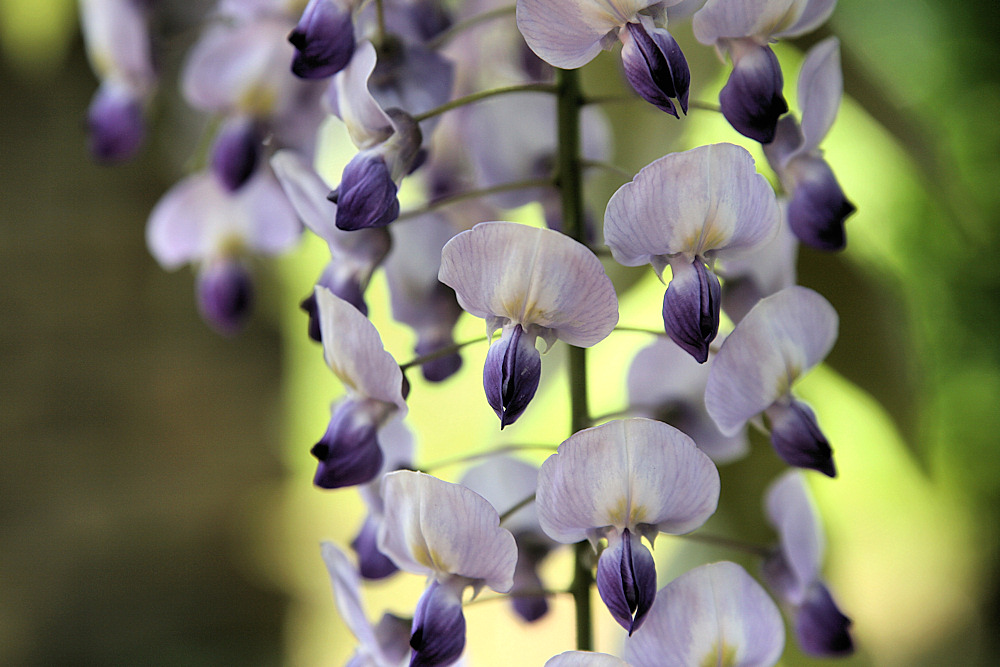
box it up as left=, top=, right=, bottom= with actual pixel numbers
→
left=1, top=0, right=999, bottom=665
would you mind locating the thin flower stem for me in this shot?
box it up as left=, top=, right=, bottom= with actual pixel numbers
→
left=373, top=0, right=387, bottom=48
left=583, top=94, right=721, bottom=114
left=398, top=336, right=487, bottom=371
left=589, top=407, right=634, bottom=424
left=613, top=325, right=668, bottom=336
left=676, top=531, right=773, bottom=558
left=464, top=587, right=566, bottom=607
left=426, top=5, right=516, bottom=50
left=396, top=177, right=554, bottom=220
left=420, top=443, right=558, bottom=472
left=412, top=83, right=558, bottom=123
left=499, top=493, right=536, bottom=524
left=580, top=158, right=632, bottom=178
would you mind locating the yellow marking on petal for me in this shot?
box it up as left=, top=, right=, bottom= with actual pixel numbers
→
left=238, top=84, right=277, bottom=117
left=700, top=642, right=737, bottom=667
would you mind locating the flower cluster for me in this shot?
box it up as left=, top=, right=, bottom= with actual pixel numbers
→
left=80, top=0, right=859, bottom=664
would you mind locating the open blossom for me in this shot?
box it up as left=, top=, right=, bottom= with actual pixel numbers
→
left=764, top=37, right=855, bottom=251
left=604, top=143, right=779, bottom=362
left=535, top=418, right=720, bottom=633
left=438, top=222, right=618, bottom=427
left=516, top=0, right=690, bottom=116
left=693, top=0, right=837, bottom=143
left=705, top=286, right=839, bottom=476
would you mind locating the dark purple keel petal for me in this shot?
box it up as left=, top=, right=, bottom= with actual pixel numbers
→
left=787, top=157, right=855, bottom=251
left=796, top=582, right=854, bottom=657
left=196, top=260, right=253, bottom=335
left=410, top=581, right=466, bottom=667
left=414, top=336, right=463, bottom=383
left=596, top=529, right=657, bottom=635
left=333, top=153, right=400, bottom=230
left=304, top=265, right=368, bottom=341
left=663, top=258, right=721, bottom=364
left=760, top=550, right=800, bottom=604
left=483, top=324, right=542, bottom=429
left=311, top=399, right=384, bottom=488
left=210, top=117, right=262, bottom=192
left=767, top=400, right=836, bottom=477
left=621, top=21, right=690, bottom=117
left=720, top=43, right=788, bottom=144
left=87, top=84, right=145, bottom=163
left=351, top=515, right=398, bottom=580
left=289, top=0, right=356, bottom=80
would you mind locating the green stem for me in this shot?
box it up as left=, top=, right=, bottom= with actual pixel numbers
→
left=420, top=443, right=558, bottom=472
left=677, top=531, right=772, bottom=558
left=373, top=0, right=386, bottom=48
left=398, top=336, right=487, bottom=371
left=396, top=177, right=553, bottom=221
left=426, top=5, right=516, bottom=50
left=498, top=493, right=536, bottom=525
left=412, top=83, right=558, bottom=123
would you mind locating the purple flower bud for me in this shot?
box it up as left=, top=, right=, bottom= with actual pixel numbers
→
left=767, top=400, right=836, bottom=477
left=662, top=258, right=721, bottom=363
left=720, top=42, right=788, bottom=143
left=414, top=336, right=463, bottom=383
left=410, top=581, right=466, bottom=667
left=596, top=529, right=657, bottom=635
left=620, top=19, right=690, bottom=118
left=796, top=582, right=854, bottom=657
left=289, top=0, right=356, bottom=80
left=210, top=117, right=262, bottom=192
left=87, top=83, right=145, bottom=163
left=484, top=324, right=542, bottom=429
left=196, top=259, right=253, bottom=335
left=311, top=399, right=385, bottom=488
left=787, top=157, right=855, bottom=251
left=332, top=152, right=400, bottom=230
left=351, top=515, right=398, bottom=580
left=511, top=537, right=550, bottom=623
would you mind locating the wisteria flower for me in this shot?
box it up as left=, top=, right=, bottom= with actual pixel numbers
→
left=146, top=169, right=301, bottom=334
left=623, top=561, right=785, bottom=666
left=311, top=287, right=408, bottom=488
left=517, top=0, right=690, bottom=116
left=604, top=143, right=779, bottom=362
left=762, top=470, right=854, bottom=656
left=438, top=221, right=618, bottom=427
left=289, top=0, right=357, bottom=80
left=763, top=37, right=855, bottom=250
left=693, top=0, right=837, bottom=142
left=378, top=470, right=517, bottom=667
left=705, top=286, right=839, bottom=476
left=536, top=418, right=720, bottom=633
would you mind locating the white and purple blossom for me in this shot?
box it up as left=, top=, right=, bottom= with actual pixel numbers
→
left=763, top=37, right=856, bottom=251
left=705, top=286, right=839, bottom=476
left=535, top=418, right=720, bottom=633
left=604, top=142, right=780, bottom=362
left=693, top=0, right=837, bottom=142
left=623, top=561, right=785, bottom=666
left=762, top=470, right=854, bottom=656
left=377, top=470, right=517, bottom=667
left=438, top=221, right=618, bottom=427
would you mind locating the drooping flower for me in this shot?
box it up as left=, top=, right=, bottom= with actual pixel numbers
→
left=535, top=418, right=720, bottom=633
left=377, top=470, right=518, bottom=667
left=623, top=562, right=785, bottom=666
left=705, top=286, right=839, bottom=476
left=516, top=0, right=690, bottom=116
left=288, top=0, right=357, bottom=80
left=311, top=287, right=408, bottom=488
left=763, top=37, right=855, bottom=251
left=604, top=143, right=779, bottom=362
left=762, top=470, right=854, bottom=656
left=438, top=221, right=618, bottom=427
left=693, top=0, right=837, bottom=142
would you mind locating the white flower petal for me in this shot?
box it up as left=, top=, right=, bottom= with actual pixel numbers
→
left=460, top=456, right=542, bottom=537
left=327, top=41, right=394, bottom=149
left=797, top=37, right=843, bottom=155
left=319, top=542, right=379, bottom=652
left=694, top=0, right=800, bottom=44
left=774, top=0, right=837, bottom=38
left=545, top=651, right=632, bottom=667
left=765, top=470, right=824, bottom=602
left=535, top=418, right=720, bottom=543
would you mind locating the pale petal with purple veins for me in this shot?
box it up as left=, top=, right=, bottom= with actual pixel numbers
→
left=326, top=41, right=394, bottom=149
left=438, top=222, right=618, bottom=347
left=796, top=37, right=843, bottom=157
left=535, top=418, right=720, bottom=544
left=377, top=471, right=517, bottom=593
left=705, top=286, right=837, bottom=435
left=545, top=653, right=632, bottom=667
left=624, top=561, right=784, bottom=667
left=315, top=287, right=407, bottom=413
left=320, top=542, right=380, bottom=654
left=604, top=143, right=779, bottom=271
left=764, top=470, right=823, bottom=603
left=460, top=456, right=542, bottom=537
left=774, top=0, right=837, bottom=38
left=693, top=0, right=801, bottom=44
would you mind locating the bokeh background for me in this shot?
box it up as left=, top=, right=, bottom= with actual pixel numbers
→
left=2, top=0, right=999, bottom=665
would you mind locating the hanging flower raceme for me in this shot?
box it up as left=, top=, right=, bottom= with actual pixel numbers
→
left=762, top=470, right=854, bottom=656
left=289, top=0, right=357, bottom=80
left=705, top=286, right=839, bottom=476
left=438, top=221, right=619, bottom=428
left=763, top=37, right=855, bottom=251
left=604, top=142, right=780, bottom=363
left=377, top=471, right=518, bottom=667
left=311, top=287, right=408, bottom=488
left=146, top=169, right=301, bottom=334
left=516, top=0, right=690, bottom=117
left=270, top=149, right=391, bottom=335
left=536, top=418, right=720, bottom=634
left=693, top=0, right=837, bottom=143
left=623, top=561, right=785, bottom=666
left=79, top=0, right=157, bottom=162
